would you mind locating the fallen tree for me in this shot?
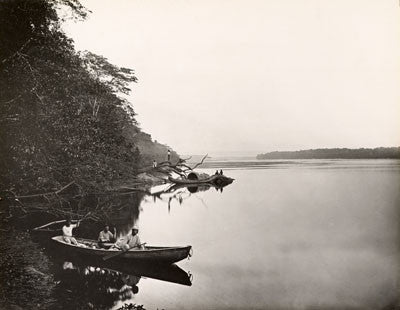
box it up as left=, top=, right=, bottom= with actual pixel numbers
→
left=138, top=154, right=208, bottom=178
left=0, top=155, right=209, bottom=223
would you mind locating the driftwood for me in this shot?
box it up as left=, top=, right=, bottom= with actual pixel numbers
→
left=140, top=154, right=208, bottom=179
left=188, top=154, right=208, bottom=170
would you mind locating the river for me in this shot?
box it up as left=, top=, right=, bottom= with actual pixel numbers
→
left=1, top=159, right=399, bottom=309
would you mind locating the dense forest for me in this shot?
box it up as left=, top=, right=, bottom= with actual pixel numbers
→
left=256, top=147, right=400, bottom=159
left=0, top=0, right=177, bottom=196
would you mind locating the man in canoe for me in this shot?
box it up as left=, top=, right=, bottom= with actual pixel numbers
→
left=118, top=225, right=145, bottom=251
left=62, top=219, right=80, bottom=245
left=98, top=224, right=117, bottom=248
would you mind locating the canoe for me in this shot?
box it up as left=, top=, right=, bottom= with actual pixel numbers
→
left=168, top=174, right=234, bottom=186
left=51, top=236, right=192, bottom=264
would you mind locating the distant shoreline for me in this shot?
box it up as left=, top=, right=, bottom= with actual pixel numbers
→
left=256, top=147, right=400, bottom=160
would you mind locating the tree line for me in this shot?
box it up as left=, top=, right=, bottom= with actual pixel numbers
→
left=0, top=0, right=173, bottom=195
left=256, top=147, right=400, bottom=159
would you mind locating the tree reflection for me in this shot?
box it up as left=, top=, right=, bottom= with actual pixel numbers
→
left=50, top=258, right=192, bottom=310
left=53, top=261, right=138, bottom=309
left=148, top=182, right=230, bottom=212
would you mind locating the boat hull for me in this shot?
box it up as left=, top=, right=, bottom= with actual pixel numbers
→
left=51, top=236, right=192, bottom=264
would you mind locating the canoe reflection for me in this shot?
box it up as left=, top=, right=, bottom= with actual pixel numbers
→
left=53, top=259, right=192, bottom=309
left=56, top=257, right=192, bottom=287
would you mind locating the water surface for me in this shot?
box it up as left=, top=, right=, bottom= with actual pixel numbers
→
left=125, top=159, right=400, bottom=309
left=1, top=159, right=399, bottom=309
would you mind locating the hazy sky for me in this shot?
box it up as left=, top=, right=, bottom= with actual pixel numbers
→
left=63, top=0, right=400, bottom=155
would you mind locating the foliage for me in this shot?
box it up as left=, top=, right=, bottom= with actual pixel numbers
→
left=0, top=0, right=147, bottom=194
left=130, top=132, right=180, bottom=165
left=256, top=147, right=400, bottom=160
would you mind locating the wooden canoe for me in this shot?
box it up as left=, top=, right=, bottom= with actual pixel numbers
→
left=168, top=174, right=234, bottom=186
left=51, top=236, right=192, bottom=264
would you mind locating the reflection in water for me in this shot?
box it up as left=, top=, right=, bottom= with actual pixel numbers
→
left=54, top=261, right=137, bottom=309
left=27, top=178, right=232, bottom=240
left=5, top=187, right=196, bottom=309
left=51, top=256, right=192, bottom=310
left=93, top=193, right=144, bottom=237
left=149, top=182, right=230, bottom=212
left=136, top=162, right=400, bottom=309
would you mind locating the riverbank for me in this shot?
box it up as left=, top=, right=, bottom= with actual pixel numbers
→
left=0, top=229, right=55, bottom=309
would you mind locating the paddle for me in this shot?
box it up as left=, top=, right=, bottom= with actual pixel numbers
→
left=102, top=242, right=146, bottom=261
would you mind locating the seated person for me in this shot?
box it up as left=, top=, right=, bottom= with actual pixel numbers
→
left=114, top=225, right=144, bottom=251
left=62, top=219, right=79, bottom=245
left=98, top=224, right=117, bottom=248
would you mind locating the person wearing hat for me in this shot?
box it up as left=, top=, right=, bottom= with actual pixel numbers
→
left=121, top=224, right=144, bottom=251
left=98, top=224, right=117, bottom=248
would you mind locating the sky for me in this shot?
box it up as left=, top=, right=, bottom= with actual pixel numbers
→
left=62, top=0, right=400, bottom=156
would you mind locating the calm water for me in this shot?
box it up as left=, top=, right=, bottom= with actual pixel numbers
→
left=1, top=159, right=399, bottom=309
left=118, top=159, right=400, bottom=309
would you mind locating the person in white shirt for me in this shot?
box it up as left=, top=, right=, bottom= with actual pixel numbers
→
left=126, top=226, right=144, bottom=250
left=98, top=224, right=117, bottom=248
left=115, top=225, right=144, bottom=251
left=62, top=219, right=80, bottom=245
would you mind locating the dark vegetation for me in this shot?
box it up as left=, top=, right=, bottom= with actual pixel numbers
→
left=0, top=229, right=56, bottom=309
left=0, top=2, right=205, bottom=309
left=0, top=0, right=177, bottom=198
left=256, top=147, right=400, bottom=160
